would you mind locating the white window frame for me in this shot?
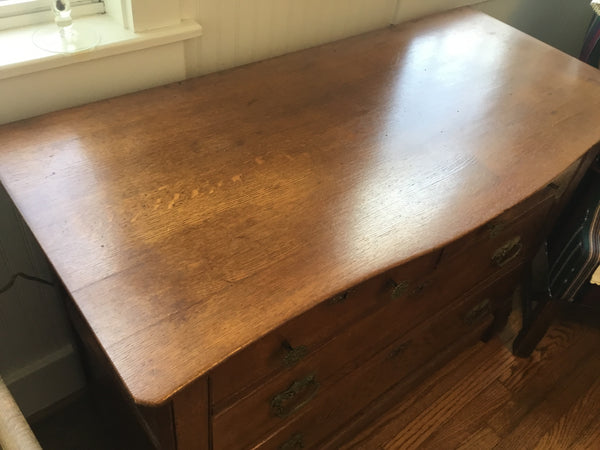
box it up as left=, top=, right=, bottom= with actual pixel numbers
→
left=0, top=0, right=105, bottom=31
left=104, top=0, right=183, bottom=32
left=0, top=0, right=184, bottom=32
left=0, top=0, right=200, bottom=124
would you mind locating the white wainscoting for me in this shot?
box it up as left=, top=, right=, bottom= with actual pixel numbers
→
left=188, top=0, right=397, bottom=75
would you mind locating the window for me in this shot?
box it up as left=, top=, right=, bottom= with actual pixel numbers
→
left=0, top=0, right=104, bottom=31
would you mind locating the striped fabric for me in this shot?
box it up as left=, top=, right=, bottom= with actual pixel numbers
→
left=548, top=164, right=600, bottom=302
left=580, top=15, right=600, bottom=67
left=558, top=206, right=600, bottom=301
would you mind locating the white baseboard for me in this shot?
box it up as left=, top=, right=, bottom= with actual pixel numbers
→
left=4, top=345, right=86, bottom=417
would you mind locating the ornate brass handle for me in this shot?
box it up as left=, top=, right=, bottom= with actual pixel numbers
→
left=271, top=374, right=319, bottom=418
left=491, top=236, right=523, bottom=267
left=464, top=298, right=491, bottom=325
left=282, top=340, right=308, bottom=367
left=390, top=280, right=410, bottom=299
left=280, top=433, right=304, bottom=450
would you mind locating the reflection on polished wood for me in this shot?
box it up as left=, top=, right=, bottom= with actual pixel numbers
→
left=1, top=7, right=600, bottom=446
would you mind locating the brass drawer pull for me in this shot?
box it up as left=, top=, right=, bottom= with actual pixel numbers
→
left=390, top=280, right=410, bottom=299
left=271, top=374, right=319, bottom=418
left=282, top=340, right=308, bottom=367
left=464, top=298, right=491, bottom=325
left=491, top=236, right=523, bottom=267
left=280, top=433, right=304, bottom=450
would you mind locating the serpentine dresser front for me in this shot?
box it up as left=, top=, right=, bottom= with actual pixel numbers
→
left=2, top=7, right=600, bottom=450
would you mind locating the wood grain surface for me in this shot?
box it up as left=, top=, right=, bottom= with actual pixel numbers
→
left=338, top=320, right=600, bottom=449
left=1, top=7, right=600, bottom=405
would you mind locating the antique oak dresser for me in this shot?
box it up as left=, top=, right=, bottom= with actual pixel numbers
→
left=2, top=7, right=600, bottom=449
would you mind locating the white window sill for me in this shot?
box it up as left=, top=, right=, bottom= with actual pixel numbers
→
left=0, top=14, right=202, bottom=81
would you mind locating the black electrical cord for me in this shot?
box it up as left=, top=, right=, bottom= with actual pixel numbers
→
left=0, top=272, right=54, bottom=295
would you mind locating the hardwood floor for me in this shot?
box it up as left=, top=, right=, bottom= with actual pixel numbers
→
left=341, top=315, right=600, bottom=449
left=32, top=314, right=600, bottom=449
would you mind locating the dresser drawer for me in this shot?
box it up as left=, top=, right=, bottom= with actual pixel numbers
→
left=211, top=256, right=520, bottom=450
left=211, top=266, right=443, bottom=448
left=434, top=191, right=554, bottom=299
left=254, top=265, right=523, bottom=450
left=211, top=251, right=440, bottom=410
left=442, top=184, right=557, bottom=263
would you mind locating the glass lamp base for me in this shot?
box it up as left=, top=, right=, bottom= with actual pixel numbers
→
left=33, top=23, right=100, bottom=54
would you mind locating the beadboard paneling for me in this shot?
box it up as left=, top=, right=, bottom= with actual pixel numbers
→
left=394, top=0, right=488, bottom=23
left=185, top=0, right=502, bottom=77
left=191, top=0, right=397, bottom=75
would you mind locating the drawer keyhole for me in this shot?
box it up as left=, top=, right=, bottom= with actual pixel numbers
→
left=390, top=280, right=410, bottom=299
left=282, top=340, right=308, bottom=367
left=326, top=289, right=353, bottom=305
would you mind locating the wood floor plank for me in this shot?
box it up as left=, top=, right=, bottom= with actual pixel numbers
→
left=486, top=322, right=597, bottom=438
left=568, top=413, right=600, bottom=449
left=532, top=359, right=600, bottom=450
left=420, top=380, right=511, bottom=449
left=338, top=342, right=492, bottom=449
left=382, top=352, right=515, bottom=449
left=493, top=355, right=600, bottom=450
left=456, top=426, right=500, bottom=450
left=337, top=319, right=600, bottom=450
left=497, top=322, right=584, bottom=391
left=341, top=339, right=517, bottom=449
left=338, top=342, right=489, bottom=448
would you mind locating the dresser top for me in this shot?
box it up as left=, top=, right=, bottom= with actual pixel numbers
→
left=1, top=8, right=600, bottom=405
